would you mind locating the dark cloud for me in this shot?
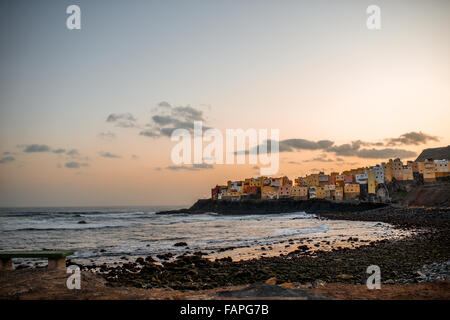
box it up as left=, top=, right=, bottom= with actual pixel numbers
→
left=237, top=134, right=421, bottom=161
left=142, top=102, right=208, bottom=138
left=355, top=148, right=416, bottom=159
left=165, top=163, right=214, bottom=171
left=18, top=145, right=82, bottom=159
left=66, top=149, right=80, bottom=158
left=0, top=156, right=15, bottom=164
left=238, top=139, right=334, bottom=155
left=19, top=144, right=51, bottom=153
left=386, top=132, right=439, bottom=146
left=280, top=139, right=334, bottom=152
left=106, top=113, right=137, bottom=128
left=98, top=131, right=117, bottom=141
left=139, top=129, right=160, bottom=137
left=303, top=157, right=335, bottom=163
left=65, top=161, right=89, bottom=169
left=325, top=141, right=362, bottom=156
left=99, top=152, right=121, bottom=159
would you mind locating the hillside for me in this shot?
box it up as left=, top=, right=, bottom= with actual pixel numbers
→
left=402, top=183, right=450, bottom=207
left=415, top=145, right=450, bottom=162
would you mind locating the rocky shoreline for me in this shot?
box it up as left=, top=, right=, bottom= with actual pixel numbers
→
left=87, top=206, right=450, bottom=291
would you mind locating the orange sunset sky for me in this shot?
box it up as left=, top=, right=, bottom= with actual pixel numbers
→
left=0, top=0, right=449, bottom=206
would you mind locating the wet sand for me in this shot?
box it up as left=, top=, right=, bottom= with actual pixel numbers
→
left=1, top=269, right=448, bottom=300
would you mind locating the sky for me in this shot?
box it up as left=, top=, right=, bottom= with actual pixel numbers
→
left=0, top=0, right=449, bottom=207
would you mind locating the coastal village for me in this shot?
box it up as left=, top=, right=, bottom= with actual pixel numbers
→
left=211, top=157, right=450, bottom=202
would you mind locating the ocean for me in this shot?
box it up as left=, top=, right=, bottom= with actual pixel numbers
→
left=0, top=206, right=407, bottom=268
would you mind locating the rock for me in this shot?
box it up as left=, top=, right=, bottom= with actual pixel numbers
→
left=78, top=220, right=87, bottom=224
left=265, top=277, right=277, bottom=285
left=174, top=242, right=188, bottom=247
left=156, top=253, right=174, bottom=260
left=312, top=279, right=326, bottom=288
left=279, top=282, right=294, bottom=288
left=145, top=256, right=156, bottom=262
left=336, top=274, right=353, bottom=280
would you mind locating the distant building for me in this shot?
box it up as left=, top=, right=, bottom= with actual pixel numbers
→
left=371, top=165, right=384, bottom=184
left=367, top=170, right=377, bottom=194
left=355, top=172, right=368, bottom=184
left=434, top=159, right=449, bottom=178
left=401, top=165, right=414, bottom=181
left=344, top=183, right=360, bottom=200
left=305, top=174, right=320, bottom=187
left=318, top=173, right=330, bottom=186
left=335, top=186, right=344, bottom=201
left=277, top=185, right=291, bottom=199
left=290, top=186, right=308, bottom=200
left=343, top=175, right=355, bottom=184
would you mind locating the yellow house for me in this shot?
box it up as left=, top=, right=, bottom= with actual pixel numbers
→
left=344, top=183, right=360, bottom=200
left=423, top=160, right=436, bottom=182
left=315, top=186, right=326, bottom=199
left=401, top=166, right=414, bottom=181
left=367, top=170, right=377, bottom=194
left=247, top=177, right=265, bottom=187
left=335, top=186, right=344, bottom=201
left=290, top=186, right=308, bottom=200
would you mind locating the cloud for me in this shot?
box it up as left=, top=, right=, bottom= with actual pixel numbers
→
left=106, top=113, right=137, bottom=128
left=279, top=139, right=334, bottom=152
left=18, top=145, right=83, bottom=159
left=99, top=152, right=121, bottom=159
left=19, top=144, right=51, bottom=153
left=0, top=156, right=15, bottom=164
left=325, top=141, right=362, bottom=156
left=66, top=149, right=80, bottom=158
left=355, top=148, right=417, bottom=159
left=65, top=161, right=89, bottom=169
left=237, top=138, right=334, bottom=155
left=238, top=134, right=421, bottom=160
left=303, top=157, right=335, bottom=163
left=98, top=131, right=117, bottom=141
left=165, top=163, right=214, bottom=171
left=386, top=131, right=439, bottom=146
left=141, top=102, right=209, bottom=138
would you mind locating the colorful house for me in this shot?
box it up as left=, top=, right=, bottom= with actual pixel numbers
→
left=344, top=183, right=360, bottom=200
left=290, top=186, right=308, bottom=200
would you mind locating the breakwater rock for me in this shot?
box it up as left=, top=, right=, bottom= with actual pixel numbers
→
left=156, top=199, right=388, bottom=215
